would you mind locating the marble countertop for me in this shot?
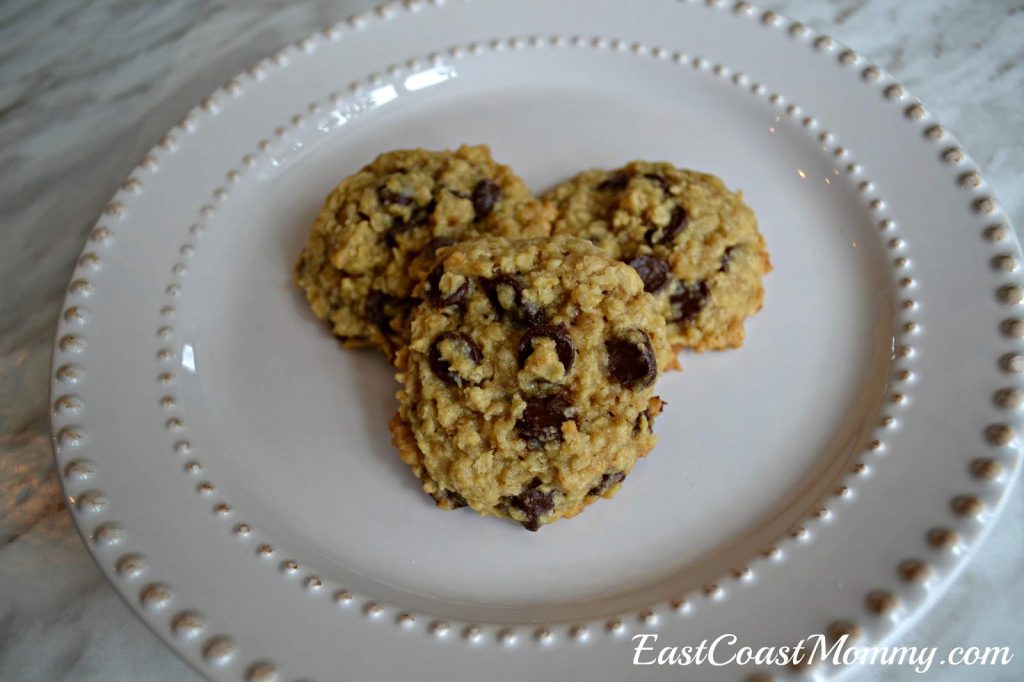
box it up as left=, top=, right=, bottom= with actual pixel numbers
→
left=1, top=0, right=1021, bottom=680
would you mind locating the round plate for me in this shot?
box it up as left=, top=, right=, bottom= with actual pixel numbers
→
left=51, top=1, right=1022, bottom=680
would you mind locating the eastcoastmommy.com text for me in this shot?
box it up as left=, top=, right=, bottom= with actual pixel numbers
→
left=632, top=634, right=1014, bottom=674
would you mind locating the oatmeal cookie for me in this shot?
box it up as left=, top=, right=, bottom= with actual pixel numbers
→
left=390, top=236, right=669, bottom=530
left=543, top=162, right=770, bottom=352
left=295, top=145, right=554, bottom=359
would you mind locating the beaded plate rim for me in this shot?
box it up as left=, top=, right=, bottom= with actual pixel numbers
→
left=50, top=1, right=1022, bottom=680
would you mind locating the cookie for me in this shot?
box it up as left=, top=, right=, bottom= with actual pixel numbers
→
left=295, top=145, right=554, bottom=359
left=543, top=162, right=771, bottom=353
left=390, top=235, right=669, bottom=531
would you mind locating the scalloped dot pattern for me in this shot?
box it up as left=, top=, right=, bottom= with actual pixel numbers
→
left=44, top=0, right=1022, bottom=668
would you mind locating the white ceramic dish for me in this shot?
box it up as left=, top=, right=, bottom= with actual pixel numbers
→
left=51, top=1, right=1022, bottom=680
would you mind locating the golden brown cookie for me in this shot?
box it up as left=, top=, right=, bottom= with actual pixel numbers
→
left=543, top=162, right=770, bottom=353
left=295, top=145, right=553, bottom=359
left=391, top=236, right=669, bottom=531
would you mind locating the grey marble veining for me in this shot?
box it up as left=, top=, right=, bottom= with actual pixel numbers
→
left=0, top=1, right=1021, bottom=680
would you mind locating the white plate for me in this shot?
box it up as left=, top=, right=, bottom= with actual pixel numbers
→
left=51, top=1, right=1022, bottom=680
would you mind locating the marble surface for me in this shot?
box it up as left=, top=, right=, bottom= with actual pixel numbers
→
left=1, top=0, right=1022, bottom=680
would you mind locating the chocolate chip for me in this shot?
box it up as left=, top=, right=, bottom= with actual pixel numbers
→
left=428, top=331, right=482, bottom=386
left=426, top=236, right=455, bottom=257
left=670, top=281, right=710, bottom=323
left=515, top=394, right=576, bottom=448
left=425, top=265, right=469, bottom=308
left=597, top=171, right=630, bottom=192
left=643, top=173, right=673, bottom=194
left=364, top=292, right=417, bottom=336
left=606, top=331, right=658, bottom=389
left=364, top=290, right=392, bottom=335
left=518, top=325, right=575, bottom=372
left=645, top=205, right=688, bottom=246
left=623, top=254, right=671, bottom=293
left=416, top=200, right=437, bottom=222
left=506, top=478, right=555, bottom=531
left=384, top=200, right=435, bottom=247
left=587, top=471, right=626, bottom=497
left=486, top=274, right=545, bottom=328
left=516, top=304, right=544, bottom=328
left=440, top=489, right=468, bottom=508
left=633, top=403, right=662, bottom=435
left=471, top=179, right=501, bottom=220
left=384, top=221, right=410, bottom=248
left=719, top=245, right=737, bottom=272
left=377, top=185, right=414, bottom=207
left=485, top=273, right=519, bottom=308
left=665, top=206, right=689, bottom=241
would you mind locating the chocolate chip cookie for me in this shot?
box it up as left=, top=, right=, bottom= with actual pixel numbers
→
left=543, top=162, right=771, bottom=353
left=295, top=145, right=554, bottom=359
left=390, top=235, right=669, bottom=531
